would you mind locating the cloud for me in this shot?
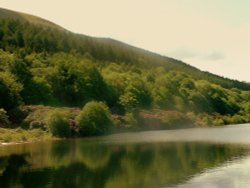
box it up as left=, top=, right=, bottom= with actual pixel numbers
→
left=203, top=51, right=225, bottom=61
left=166, top=48, right=225, bottom=61
left=165, top=49, right=197, bottom=59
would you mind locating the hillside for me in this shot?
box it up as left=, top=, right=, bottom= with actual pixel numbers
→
left=0, top=8, right=64, bottom=30
left=0, top=7, right=250, bottom=138
left=0, top=8, right=249, bottom=91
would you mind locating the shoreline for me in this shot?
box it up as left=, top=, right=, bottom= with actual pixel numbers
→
left=0, top=137, right=61, bottom=147
left=1, top=123, right=249, bottom=147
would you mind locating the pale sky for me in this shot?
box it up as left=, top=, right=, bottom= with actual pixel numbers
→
left=1, top=0, right=250, bottom=82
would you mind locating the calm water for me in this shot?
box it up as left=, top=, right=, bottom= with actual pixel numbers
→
left=1, top=124, right=250, bottom=188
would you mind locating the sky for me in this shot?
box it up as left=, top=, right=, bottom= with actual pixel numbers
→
left=1, top=0, right=250, bottom=82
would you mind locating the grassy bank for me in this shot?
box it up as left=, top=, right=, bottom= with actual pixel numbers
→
left=0, top=127, right=51, bottom=144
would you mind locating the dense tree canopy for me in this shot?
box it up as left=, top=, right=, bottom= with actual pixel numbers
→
left=0, top=18, right=249, bottom=91
left=0, top=72, right=22, bottom=110
left=0, top=17, right=249, bottom=129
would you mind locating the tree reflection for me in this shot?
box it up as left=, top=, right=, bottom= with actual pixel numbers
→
left=0, top=155, right=27, bottom=188
left=0, top=142, right=248, bottom=188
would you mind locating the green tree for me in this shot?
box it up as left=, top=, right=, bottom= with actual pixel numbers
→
left=119, top=77, right=152, bottom=111
left=8, top=56, right=32, bottom=84
left=22, top=77, right=55, bottom=104
left=0, top=108, right=10, bottom=127
left=76, top=101, right=114, bottom=136
left=50, top=59, right=108, bottom=106
left=0, top=72, right=23, bottom=110
left=188, top=92, right=212, bottom=113
left=119, top=92, right=139, bottom=112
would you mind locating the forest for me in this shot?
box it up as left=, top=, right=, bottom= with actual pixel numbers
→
left=0, top=14, right=250, bottom=140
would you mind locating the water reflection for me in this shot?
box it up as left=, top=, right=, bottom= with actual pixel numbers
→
left=0, top=155, right=28, bottom=188
left=0, top=140, right=249, bottom=188
left=175, top=156, right=250, bottom=188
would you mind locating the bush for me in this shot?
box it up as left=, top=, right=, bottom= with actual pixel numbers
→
left=193, top=113, right=213, bottom=127
left=76, top=101, right=114, bottom=136
left=46, top=110, right=70, bottom=137
left=230, top=115, right=246, bottom=124
left=213, top=118, right=224, bottom=126
left=124, top=112, right=138, bottom=128
left=8, top=107, right=29, bottom=125
left=161, top=111, right=194, bottom=129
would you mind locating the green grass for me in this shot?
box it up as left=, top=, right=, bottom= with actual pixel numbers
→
left=0, top=127, right=51, bottom=144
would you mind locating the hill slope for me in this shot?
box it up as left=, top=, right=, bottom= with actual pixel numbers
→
left=0, top=7, right=249, bottom=132
left=0, top=8, right=63, bottom=30
left=0, top=8, right=249, bottom=91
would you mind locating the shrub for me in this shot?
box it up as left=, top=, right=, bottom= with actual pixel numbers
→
left=46, top=110, right=70, bottom=137
left=124, top=112, right=138, bottom=128
left=230, top=115, right=246, bottom=124
left=161, top=111, right=194, bottom=129
left=76, top=101, right=114, bottom=136
left=213, top=118, right=224, bottom=126
left=8, top=107, right=29, bottom=124
left=193, top=113, right=213, bottom=127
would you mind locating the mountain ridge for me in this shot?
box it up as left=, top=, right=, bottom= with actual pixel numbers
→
left=0, top=7, right=64, bottom=30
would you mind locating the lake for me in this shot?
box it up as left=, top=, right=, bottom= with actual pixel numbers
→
left=1, top=124, right=250, bottom=188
